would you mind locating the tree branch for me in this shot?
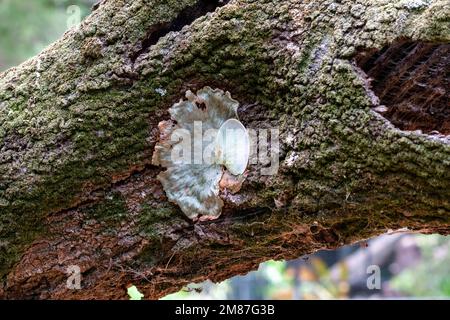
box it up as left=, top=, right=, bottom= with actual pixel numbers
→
left=0, top=0, right=449, bottom=299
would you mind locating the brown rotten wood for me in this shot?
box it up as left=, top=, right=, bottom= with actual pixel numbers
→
left=0, top=0, right=449, bottom=299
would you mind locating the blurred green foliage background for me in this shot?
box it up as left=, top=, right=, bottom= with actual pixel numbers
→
left=0, top=0, right=93, bottom=71
left=163, top=234, right=450, bottom=300
left=0, top=0, right=448, bottom=300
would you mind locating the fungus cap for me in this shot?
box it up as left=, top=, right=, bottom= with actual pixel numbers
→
left=152, top=87, right=248, bottom=221
left=215, top=119, right=250, bottom=176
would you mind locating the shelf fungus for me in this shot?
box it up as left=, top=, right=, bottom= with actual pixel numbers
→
left=152, top=87, right=250, bottom=221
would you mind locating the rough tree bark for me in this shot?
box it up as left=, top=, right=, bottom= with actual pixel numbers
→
left=0, top=0, right=449, bottom=299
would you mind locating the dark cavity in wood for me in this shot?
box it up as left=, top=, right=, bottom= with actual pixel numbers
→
left=355, top=40, right=450, bottom=135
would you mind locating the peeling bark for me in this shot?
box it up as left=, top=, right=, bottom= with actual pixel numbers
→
left=0, top=0, right=449, bottom=299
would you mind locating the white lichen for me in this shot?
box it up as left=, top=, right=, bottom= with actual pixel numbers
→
left=155, top=87, right=167, bottom=96
left=152, top=87, right=249, bottom=221
left=401, top=0, right=431, bottom=10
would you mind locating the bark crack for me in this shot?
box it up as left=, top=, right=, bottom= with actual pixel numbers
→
left=130, top=0, right=231, bottom=63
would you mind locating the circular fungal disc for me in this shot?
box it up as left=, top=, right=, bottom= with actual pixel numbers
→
left=215, top=119, right=250, bottom=175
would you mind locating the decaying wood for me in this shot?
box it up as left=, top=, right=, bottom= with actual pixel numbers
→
left=0, top=0, right=449, bottom=299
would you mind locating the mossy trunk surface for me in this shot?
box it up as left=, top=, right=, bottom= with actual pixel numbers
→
left=0, top=0, right=449, bottom=299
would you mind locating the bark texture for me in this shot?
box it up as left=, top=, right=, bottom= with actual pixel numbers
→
left=0, top=0, right=449, bottom=299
